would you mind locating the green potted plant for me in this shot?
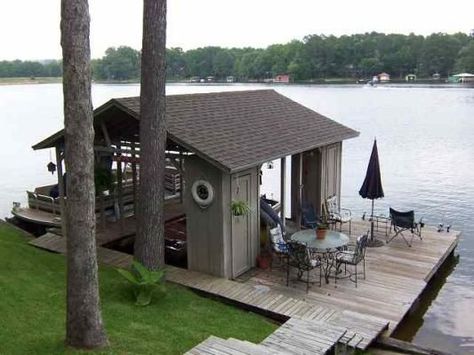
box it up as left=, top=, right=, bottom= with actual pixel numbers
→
left=231, top=200, right=251, bottom=216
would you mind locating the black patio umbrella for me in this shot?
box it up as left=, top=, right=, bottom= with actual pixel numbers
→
left=359, top=139, right=384, bottom=245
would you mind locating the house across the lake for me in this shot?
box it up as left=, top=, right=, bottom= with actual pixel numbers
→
left=22, top=90, right=359, bottom=279
left=450, top=73, right=474, bottom=83
left=378, top=72, right=390, bottom=82
left=405, top=73, right=416, bottom=81
left=273, top=74, right=291, bottom=83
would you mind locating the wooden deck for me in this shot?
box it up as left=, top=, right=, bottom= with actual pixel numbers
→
left=236, top=220, right=460, bottom=335
left=186, top=318, right=348, bottom=355
left=27, top=218, right=459, bottom=354
left=29, top=233, right=133, bottom=267
left=166, top=265, right=389, bottom=350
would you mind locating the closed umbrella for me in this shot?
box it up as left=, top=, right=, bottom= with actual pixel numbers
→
left=359, top=139, right=384, bottom=245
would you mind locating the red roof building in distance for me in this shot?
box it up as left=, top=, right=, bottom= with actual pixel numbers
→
left=273, top=74, right=291, bottom=83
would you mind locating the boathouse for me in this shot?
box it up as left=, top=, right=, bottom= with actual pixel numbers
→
left=31, top=90, right=358, bottom=279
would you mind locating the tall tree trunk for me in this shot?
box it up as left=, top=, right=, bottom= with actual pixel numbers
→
left=61, top=0, right=108, bottom=349
left=134, top=0, right=167, bottom=270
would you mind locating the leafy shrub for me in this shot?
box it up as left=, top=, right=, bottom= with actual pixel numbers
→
left=117, top=261, right=166, bottom=306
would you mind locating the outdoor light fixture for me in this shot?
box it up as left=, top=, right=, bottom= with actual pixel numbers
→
left=47, top=162, right=56, bottom=174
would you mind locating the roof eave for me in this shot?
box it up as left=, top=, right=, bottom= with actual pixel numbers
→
left=32, top=98, right=138, bottom=151
left=228, top=130, right=360, bottom=174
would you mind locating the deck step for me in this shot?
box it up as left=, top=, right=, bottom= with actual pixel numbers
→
left=261, top=318, right=347, bottom=354
left=186, top=336, right=288, bottom=355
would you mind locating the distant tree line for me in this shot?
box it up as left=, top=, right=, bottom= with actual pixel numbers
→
left=2, top=32, right=474, bottom=81
left=92, top=32, right=474, bottom=81
left=0, top=59, right=62, bottom=77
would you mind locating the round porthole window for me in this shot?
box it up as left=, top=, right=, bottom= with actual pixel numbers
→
left=191, top=180, right=214, bottom=208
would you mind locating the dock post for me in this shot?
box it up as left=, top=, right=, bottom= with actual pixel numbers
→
left=280, top=157, right=286, bottom=229
left=131, top=142, right=138, bottom=215
left=55, top=146, right=66, bottom=236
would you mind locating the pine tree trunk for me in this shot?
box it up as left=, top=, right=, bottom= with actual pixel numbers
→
left=134, top=0, right=167, bottom=270
left=60, top=0, right=108, bottom=349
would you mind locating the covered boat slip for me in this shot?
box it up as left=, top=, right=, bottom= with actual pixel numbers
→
left=31, top=89, right=359, bottom=279
left=27, top=89, right=461, bottom=353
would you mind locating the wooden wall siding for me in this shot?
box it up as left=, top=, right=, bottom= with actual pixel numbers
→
left=184, top=156, right=226, bottom=277
left=320, top=142, right=342, bottom=208
left=302, top=148, right=322, bottom=216
left=291, top=142, right=342, bottom=220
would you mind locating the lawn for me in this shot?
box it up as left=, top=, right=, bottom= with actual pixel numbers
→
left=0, top=77, right=62, bottom=85
left=0, top=222, right=277, bottom=354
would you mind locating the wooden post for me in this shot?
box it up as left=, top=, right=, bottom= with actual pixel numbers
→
left=179, top=149, right=184, bottom=204
left=280, top=157, right=286, bottom=229
left=55, top=146, right=66, bottom=236
left=296, top=153, right=303, bottom=230
left=131, top=142, right=138, bottom=215
left=100, top=122, right=112, bottom=147
left=116, top=150, right=124, bottom=231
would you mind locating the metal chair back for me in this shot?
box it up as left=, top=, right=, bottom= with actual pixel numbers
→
left=287, top=240, right=312, bottom=271
left=355, top=234, right=369, bottom=263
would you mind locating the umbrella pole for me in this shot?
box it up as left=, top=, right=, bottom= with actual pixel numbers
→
left=370, top=199, right=375, bottom=241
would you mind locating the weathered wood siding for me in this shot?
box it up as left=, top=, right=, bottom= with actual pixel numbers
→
left=184, top=158, right=259, bottom=279
left=320, top=142, right=342, bottom=207
left=291, top=142, right=342, bottom=219
left=184, top=156, right=226, bottom=276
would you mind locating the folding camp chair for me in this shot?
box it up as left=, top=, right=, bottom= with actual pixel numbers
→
left=387, top=208, right=423, bottom=247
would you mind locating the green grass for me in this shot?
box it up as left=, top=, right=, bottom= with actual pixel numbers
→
left=0, top=77, right=62, bottom=85
left=0, top=222, right=277, bottom=354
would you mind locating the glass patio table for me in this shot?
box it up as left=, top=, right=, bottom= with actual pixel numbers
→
left=290, top=229, right=350, bottom=283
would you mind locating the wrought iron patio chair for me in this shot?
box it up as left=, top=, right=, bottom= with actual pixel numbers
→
left=324, top=195, right=352, bottom=235
left=335, top=234, right=368, bottom=287
left=286, top=240, right=322, bottom=292
left=301, top=201, right=320, bottom=229
left=269, top=226, right=289, bottom=269
left=387, top=208, right=423, bottom=247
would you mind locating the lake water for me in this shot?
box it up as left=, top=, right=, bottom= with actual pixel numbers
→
left=0, top=83, right=473, bottom=353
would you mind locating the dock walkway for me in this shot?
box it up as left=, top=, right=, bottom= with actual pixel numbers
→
left=28, top=219, right=460, bottom=354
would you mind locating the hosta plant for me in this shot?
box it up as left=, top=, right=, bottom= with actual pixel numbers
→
left=117, top=261, right=166, bottom=306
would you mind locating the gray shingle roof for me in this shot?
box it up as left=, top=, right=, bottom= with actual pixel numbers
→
left=34, top=89, right=359, bottom=173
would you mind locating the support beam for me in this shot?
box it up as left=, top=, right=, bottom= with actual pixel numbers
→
left=131, top=142, right=138, bottom=215
left=179, top=149, right=184, bottom=203
left=100, top=122, right=112, bottom=147
left=296, top=153, right=303, bottom=230
left=280, top=157, right=286, bottom=229
left=55, top=147, right=66, bottom=236
left=116, top=147, right=124, bottom=231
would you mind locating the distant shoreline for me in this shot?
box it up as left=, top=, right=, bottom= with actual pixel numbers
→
left=0, top=77, right=62, bottom=85
left=1, top=77, right=472, bottom=88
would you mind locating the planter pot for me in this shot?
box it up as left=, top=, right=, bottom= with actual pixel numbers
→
left=256, top=254, right=271, bottom=269
left=316, top=229, right=327, bottom=240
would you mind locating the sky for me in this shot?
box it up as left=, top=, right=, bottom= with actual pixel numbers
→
left=1, top=0, right=473, bottom=61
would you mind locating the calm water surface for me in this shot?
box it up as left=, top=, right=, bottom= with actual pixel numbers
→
left=0, top=83, right=472, bottom=353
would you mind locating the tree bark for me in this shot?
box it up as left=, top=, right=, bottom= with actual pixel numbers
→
left=134, top=0, right=167, bottom=270
left=61, top=0, right=108, bottom=349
